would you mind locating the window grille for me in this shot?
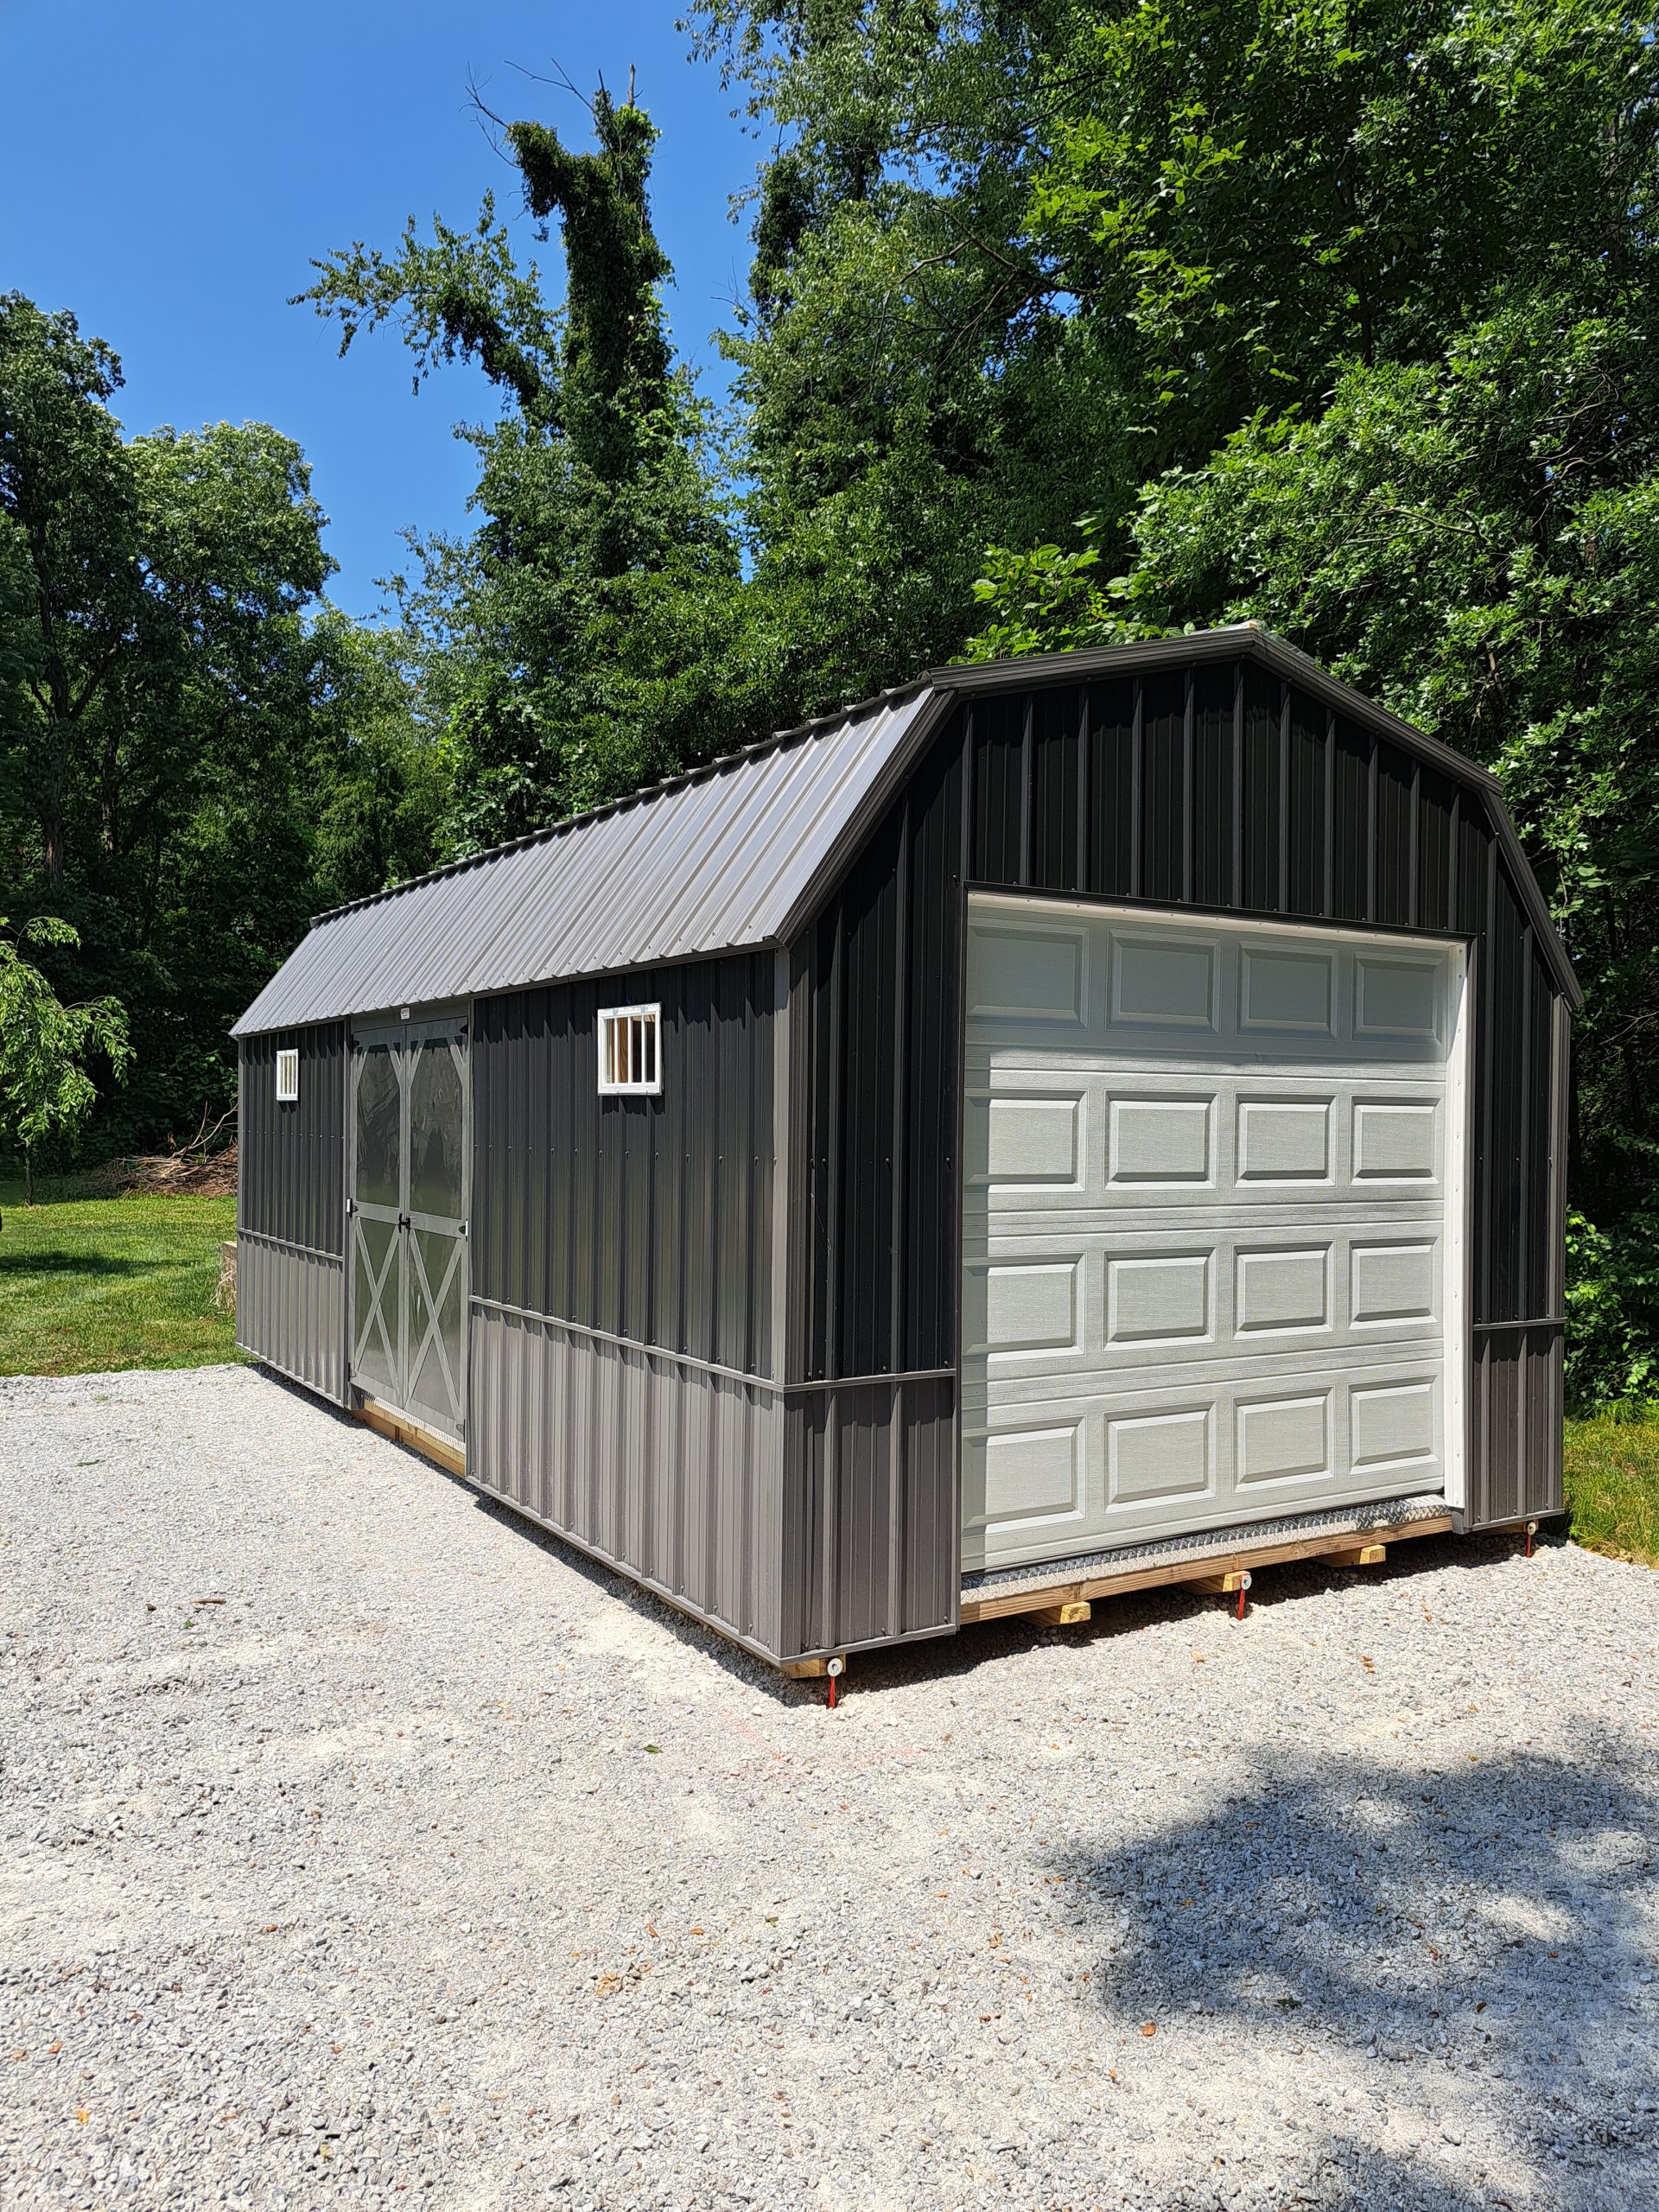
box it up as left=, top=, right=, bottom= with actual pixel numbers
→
left=597, top=1004, right=662, bottom=1096
left=275, top=1048, right=300, bottom=1103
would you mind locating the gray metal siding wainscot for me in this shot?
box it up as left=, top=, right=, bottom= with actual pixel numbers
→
left=236, top=1024, right=348, bottom=1402
left=793, top=653, right=1571, bottom=1554
left=467, top=953, right=788, bottom=1657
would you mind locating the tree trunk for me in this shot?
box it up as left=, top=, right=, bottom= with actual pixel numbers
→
left=40, top=783, right=66, bottom=889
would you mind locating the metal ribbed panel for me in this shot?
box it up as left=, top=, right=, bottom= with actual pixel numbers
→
left=1471, top=1323, right=1564, bottom=1525
left=471, top=954, right=773, bottom=1373
left=232, top=692, right=937, bottom=1036
left=780, top=1378, right=957, bottom=1660
left=467, top=1304, right=785, bottom=1659
left=238, top=1026, right=346, bottom=1254
left=236, top=1233, right=346, bottom=1403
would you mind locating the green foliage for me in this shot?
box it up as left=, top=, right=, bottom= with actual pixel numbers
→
left=691, top=0, right=1137, bottom=703
left=0, top=916, right=130, bottom=1198
left=1022, top=0, right=1658, bottom=464
left=0, top=290, right=447, bottom=1160
left=1565, top=1209, right=1659, bottom=1414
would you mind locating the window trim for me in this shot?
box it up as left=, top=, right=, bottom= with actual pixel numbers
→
left=275, top=1047, right=300, bottom=1104
left=597, top=1003, right=663, bottom=1096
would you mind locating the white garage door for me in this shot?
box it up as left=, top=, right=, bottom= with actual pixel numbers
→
left=962, top=897, right=1466, bottom=1574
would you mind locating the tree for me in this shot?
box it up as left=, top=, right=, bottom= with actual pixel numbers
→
left=1, top=290, right=446, bottom=1160
left=303, top=87, right=747, bottom=848
left=0, top=917, right=130, bottom=1206
left=0, top=293, right=142, bottom=887
left=690, top=0, right=1127, bottom=707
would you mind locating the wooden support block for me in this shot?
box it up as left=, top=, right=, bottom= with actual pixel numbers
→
left=353, top=1399, right=467, bottom=1479
left=781, top=1655, right=841, bottom=1680
left=1327, top=1541, right=1387, bottom=1567
left=957, top=1514, right=1453, bottom=1628
left=1031, top=1599, right=1092, bottom=1628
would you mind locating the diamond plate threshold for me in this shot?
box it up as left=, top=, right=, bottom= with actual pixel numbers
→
left=958, top=1493, right=1454, bottom=1626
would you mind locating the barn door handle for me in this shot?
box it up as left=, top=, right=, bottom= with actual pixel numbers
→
left=397, top=1211, right=410, bottom=1229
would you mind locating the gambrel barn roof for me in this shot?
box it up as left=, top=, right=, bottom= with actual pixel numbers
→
left=233, top=626, right=1578, bottom=1037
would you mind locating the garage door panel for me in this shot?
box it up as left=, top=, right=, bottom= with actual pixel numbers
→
left=969, top=1335, right=1445, bottom=1416
left=1353, top=1098, right=1440, bottom=1182
left=968, top=922, right=1089, bottom=1024
left=1355, top=954, right=1446, bottom=1043
left=1236, top=1391, right=1332, bottom=1487
left=969, top=1070, right=1446, bottom=1218
left=961, top=1420, right=1087, bottom=1552
left=1236, top=1096, right=1333, bottom=1184
left=1110, top=934, right=1220, bottom=1031
left=962, top=1361, right=1446, bottom=1569
left=961, top=1220, right=1444, bottom=1392
left=1235, top=1243, right=1331, bottom=1335
left=1351, top=1375, right=1440, bottom=1472
left=1109, top=1095, right=1215, bottom=1185
left=1351, top=1239, right=1438, bottom=1326
left=963, top=1254, right=1083, bottom=1363
left=1105, top=1251, right=1213, bottom=1347
left=1240, top=945, right=1336, bottom=1034
left=963, top=899, right=1461, bottom=1572
left=976, top=1091, right=1085, bottom=1187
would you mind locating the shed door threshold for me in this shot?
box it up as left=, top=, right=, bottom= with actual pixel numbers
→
left=961, top=1491, right=1449, bottom=1608
left=353, top=1393, right=467, bottom=1480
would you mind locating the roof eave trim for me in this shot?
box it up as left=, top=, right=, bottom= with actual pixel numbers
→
left=771, top=684, right=963, bottom=948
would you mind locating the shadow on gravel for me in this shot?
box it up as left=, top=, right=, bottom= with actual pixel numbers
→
left=841, top=1532, right=1532, bottom=1695
left=1057, top=1748, right=1657, bottom=2208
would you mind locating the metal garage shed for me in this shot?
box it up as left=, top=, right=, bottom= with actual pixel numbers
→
left=232, top=626, right=1580, bottom=1668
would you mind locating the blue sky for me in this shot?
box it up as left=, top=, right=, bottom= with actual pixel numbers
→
left=0, top=1, right=758, bottom=617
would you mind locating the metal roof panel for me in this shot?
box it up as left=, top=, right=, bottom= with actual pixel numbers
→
left=232, top=688, right=935, bottom=1034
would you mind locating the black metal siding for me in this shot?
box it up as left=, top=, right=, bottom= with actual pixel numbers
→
left=472, top=952, right=775, bottom=1376
left=780, top=728, right=966, bottom=1656
left=236, top=1023, right=348, bottom=1402
left=465, top=950, right=796, bottom=1655
left=792, top=651, right=1569, bottom=1592
left=238, top=1024, right=346, bottom=1255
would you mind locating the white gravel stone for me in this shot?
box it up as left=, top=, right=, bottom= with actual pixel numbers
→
left=2, top=1364, right=1656, bottom=2209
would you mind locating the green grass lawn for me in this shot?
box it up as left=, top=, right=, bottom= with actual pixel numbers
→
left=1564, top=1407, right=1659, bottom=1567
left=0, top=1179, right=239, bottom=1376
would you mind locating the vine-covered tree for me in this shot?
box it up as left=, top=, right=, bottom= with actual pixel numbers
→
left=303, top=87, right=747, bottom=849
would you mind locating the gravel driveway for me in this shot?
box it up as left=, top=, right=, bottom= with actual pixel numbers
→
left=3, top=1365, right=1656, bottom=2211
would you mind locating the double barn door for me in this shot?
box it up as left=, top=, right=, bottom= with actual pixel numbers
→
left=348, top=1015, right=470, bottom=1441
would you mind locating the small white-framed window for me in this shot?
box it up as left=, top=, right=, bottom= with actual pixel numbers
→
left=597, top=1004, right=662, bottom=1096
left=275, top=1048, right=300, bottom=1104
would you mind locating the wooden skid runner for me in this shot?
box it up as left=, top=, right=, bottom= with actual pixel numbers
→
left=959, top=1515, right=1455, bottom=1627
left=353, top=1397, right=467, bottom=1479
